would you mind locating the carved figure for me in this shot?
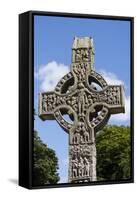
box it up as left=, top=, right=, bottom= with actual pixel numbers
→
left=84, top=157, right=90, bottom=176
left=78, top=157, right=84, bottom=177
left=72, top=158, right=78, bottom=178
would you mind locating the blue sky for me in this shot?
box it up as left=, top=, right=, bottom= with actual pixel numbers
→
left=34, top=15, right=131, bottom=183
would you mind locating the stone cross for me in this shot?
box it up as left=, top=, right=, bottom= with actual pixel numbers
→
left=39, top=37, right=125, bottom=183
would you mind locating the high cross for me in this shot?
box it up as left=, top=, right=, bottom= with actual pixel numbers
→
left=39, top=37, right=125, bottom=183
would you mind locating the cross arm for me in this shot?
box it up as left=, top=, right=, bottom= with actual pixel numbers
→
left=39, top=91, right=67, bottom=120
left=38, top=91, right=78, bottom=133
left=39, top=92, right=55, bottom=120
left=92, top=85, right=125, bottom=114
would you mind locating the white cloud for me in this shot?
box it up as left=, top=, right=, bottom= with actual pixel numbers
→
left=35, top=61, right=69, bottom=92
left=110, top=95, right=130, bottom=123
left=99, top=69, right=124, bottom=85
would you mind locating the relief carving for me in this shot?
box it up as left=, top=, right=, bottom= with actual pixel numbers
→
left=74, top=48, right=91, bottom=63
left=71, top=156, right=90, bottom=179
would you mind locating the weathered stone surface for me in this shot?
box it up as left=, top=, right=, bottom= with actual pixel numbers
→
left=39, top=37, right=125, bottom=183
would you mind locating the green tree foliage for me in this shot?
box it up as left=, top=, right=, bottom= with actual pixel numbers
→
left=33, top=131, right=60, bottom=186
left=96, top=125, right=131, bottom=181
